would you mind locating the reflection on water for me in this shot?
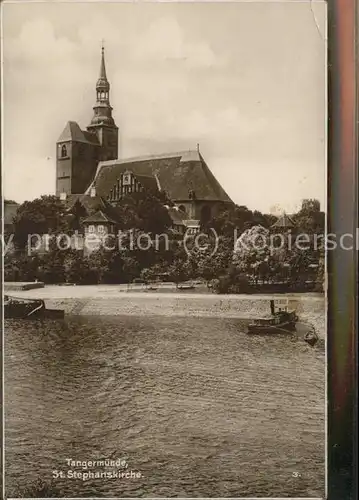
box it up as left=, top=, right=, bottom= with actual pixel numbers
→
left=5, top=315, right=325, bottom=497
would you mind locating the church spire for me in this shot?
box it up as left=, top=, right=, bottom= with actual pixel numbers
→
left=88, top=43, right=115, bottom=127
left=87, top=43, right=118, bottom=161
left=96, top=43, right=109, bottom=96
left=97, top=43, right=108, bottom=88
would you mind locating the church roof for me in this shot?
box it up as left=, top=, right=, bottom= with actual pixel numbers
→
left=132, top=173, right=159, bottom=192
left=83, top=210, right=116, bottom=224
left=83, top=131, right=100, bottom=144
left=66, top=194, right=110, bottom=214
left=86, top=151, right=232, bottom=203
left=271, top=213, right=295, bottom=228
left=57, top=121, right=99, bottom=145
left=65, top=194, right=121, bottom=223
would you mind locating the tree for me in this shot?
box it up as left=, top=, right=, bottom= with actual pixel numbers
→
left=115, top=191, right=172, bottom=234
left=13, top=196, right=69, bottom=249
left=86, top=248, right=114, bottom=284
left=168, top=260, right=192, bottom=287
left=301, top=198, right=321, bottom=212
left=293, top=198, right=324, bottom=234
left=315, top=248, right=325, bottom=292
left=38, top=242, right=68, bottom=284
left=195, top=235, right=233, bottom=286
left=63, top=249, right=91, bottom=284
left=122, top=256, right=141, bottom=284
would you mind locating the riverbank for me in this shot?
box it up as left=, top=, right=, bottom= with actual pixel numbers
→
left=8, top=285, right=326, bottom=338
left=5, top=281, right=45, bottom=291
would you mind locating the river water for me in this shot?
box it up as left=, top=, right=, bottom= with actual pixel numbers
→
left=5, top=315, right=325, bottom=498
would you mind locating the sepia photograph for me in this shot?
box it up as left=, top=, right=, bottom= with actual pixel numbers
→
left=2, top=1, right=327, bottom=498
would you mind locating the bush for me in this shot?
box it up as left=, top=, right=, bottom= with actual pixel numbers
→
left=229, top=273, right=251, bottom=294
left=212, top=275, right=232, bottom=294
left=213, top=272, right=251, bottom=294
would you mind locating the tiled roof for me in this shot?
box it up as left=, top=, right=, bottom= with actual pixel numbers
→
left=83, top=210, right=116, bottom=224
left=65, top=194, right=109, bottom=214
left=86, top=151, right=232, bottom=203
left=65, top=194, right=121, bottom=225
left=83, top=130, right=100, bottom=145
left=271, top=213, right=296, bottom=228
left=134, top=174, right=159, bottom=192
left=57, top=121, right=99, bottom=145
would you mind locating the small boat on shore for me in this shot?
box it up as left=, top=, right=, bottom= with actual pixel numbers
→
left=4, top=295, right=64, bottom=320
left=247, top=300, right=298, bottom=335
left=304, top=327, right=319, bottom=347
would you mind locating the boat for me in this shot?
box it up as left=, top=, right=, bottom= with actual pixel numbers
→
left=247, top=299, right=298, bottom=335
left=304, top=327, right=319, bottom=347
left=4, top=295, right=64, bottom=319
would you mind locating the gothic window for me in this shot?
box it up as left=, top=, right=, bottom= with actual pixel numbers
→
left=61, top=144, right=67, bottom=158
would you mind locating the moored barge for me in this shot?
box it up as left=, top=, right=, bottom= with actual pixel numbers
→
left=4, top=295, right=64, bottom=319
left=247, top=300, right=298, bottom=335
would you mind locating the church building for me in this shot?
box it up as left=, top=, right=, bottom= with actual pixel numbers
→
left=56, top=47, right=232, bottom=229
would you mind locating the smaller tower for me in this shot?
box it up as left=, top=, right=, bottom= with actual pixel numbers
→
left=87, top=44, right=118, bottom=161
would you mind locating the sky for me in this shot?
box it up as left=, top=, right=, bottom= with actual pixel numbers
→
left=1, top=0, right=326, bottom=213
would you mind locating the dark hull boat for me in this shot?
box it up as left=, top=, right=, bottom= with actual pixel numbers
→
left=247, top=300, right=298, bottom=335
left=4, top=295, right=64, bottom=320
left=304, top=328, right=319, bottom=347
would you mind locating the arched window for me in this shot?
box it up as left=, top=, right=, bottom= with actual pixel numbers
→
left=61, top=144, right=67, bottom=158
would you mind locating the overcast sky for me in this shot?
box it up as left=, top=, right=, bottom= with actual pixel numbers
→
left=2, top=0, right=326, bottom=213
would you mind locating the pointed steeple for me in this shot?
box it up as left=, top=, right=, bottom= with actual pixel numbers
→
left=97, top=43, right=109, bottom=91
left=89, top=43, right=114, bottom=126
left=87, top=43, right=118, bottom=161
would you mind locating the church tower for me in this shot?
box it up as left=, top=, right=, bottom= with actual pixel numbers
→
left=56, top=45, right=118, bottom=196
left=87, top=45, right=119, bottom=161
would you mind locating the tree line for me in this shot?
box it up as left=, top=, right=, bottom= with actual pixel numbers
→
left=4, top=194, right=325, bottom=293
